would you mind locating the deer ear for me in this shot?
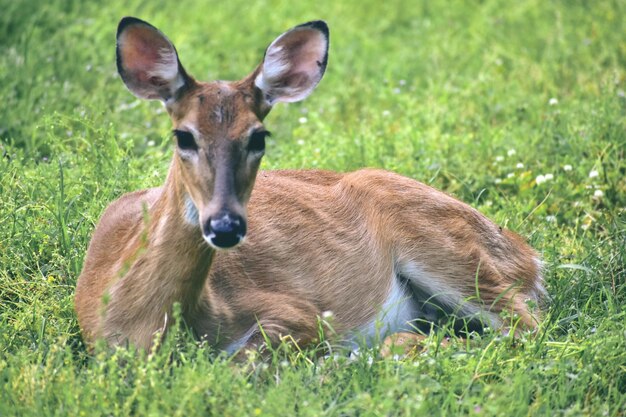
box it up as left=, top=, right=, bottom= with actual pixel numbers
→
left=254, top=21, right=329, bottom=105
left=116, top=17, right=192, bottom=102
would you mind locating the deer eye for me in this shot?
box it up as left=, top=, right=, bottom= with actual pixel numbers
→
left=174, top=130, right=198, bottom=151
left=248, top=130, right=270, bottom=153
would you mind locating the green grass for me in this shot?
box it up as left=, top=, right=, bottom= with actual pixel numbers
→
left=1, top=0, right=625, bottom=415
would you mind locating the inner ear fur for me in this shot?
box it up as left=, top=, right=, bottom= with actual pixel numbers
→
left=116, top=17, right=192, bottom=101
left=254, top=20, right=329, bottom=105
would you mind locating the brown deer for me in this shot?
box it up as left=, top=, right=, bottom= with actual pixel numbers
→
left=75, top=17, right=544, bottom=354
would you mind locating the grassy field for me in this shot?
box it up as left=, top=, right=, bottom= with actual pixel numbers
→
left=1, top=0, right=625, bottom=415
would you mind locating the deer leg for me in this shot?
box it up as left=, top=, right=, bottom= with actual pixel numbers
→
left=225, top=292, right=322, bottom=358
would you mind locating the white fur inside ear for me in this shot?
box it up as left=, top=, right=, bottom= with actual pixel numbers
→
left=254, top=26, right=328, bottom=105
left=254, top=47, right=290, bottom=104
left=148, top=47, right=186, bottom=96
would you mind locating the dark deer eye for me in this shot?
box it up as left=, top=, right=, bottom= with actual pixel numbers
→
left=174, top=130, right=198, bottom=151
left=248, top=130, right=270, bottom=153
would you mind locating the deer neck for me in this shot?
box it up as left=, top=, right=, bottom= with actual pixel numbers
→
left=103, top=159, right=214, bottom=348
left=143, top=159, right=214, bottom=309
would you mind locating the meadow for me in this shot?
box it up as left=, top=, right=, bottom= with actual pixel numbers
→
left=1, top=0, right=625, bottom=415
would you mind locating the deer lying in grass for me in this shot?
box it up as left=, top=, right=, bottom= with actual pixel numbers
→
left=75, top=17, right=544, bottom=355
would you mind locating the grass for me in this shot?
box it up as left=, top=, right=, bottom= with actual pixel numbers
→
left=1, top=0, right=625, bottom=415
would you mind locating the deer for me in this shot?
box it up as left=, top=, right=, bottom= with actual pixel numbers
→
left=75, top=17, right=544, bottom=356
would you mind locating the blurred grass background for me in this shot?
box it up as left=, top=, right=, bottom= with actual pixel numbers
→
left=0, top=0, right=625, bottom=415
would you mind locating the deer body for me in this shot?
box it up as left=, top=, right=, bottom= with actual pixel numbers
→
left=75, top=18, right=543, bottom=352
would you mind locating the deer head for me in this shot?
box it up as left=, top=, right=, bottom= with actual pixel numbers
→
left=115, top=17, right=329, bottom=249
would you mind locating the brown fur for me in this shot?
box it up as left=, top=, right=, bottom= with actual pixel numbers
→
left=75, top=18, right=543, bottom=352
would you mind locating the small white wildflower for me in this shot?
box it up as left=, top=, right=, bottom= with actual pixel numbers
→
left=297, top=139, right=305, bottom=146
left=544, top=173, right=554, bottom=181
left=280, top=360, right=290, bottom=368
left=495, top=155, right=505, bottom=162
left=589, top=170, right=599, bottom=178
left=507, top=149, right=516, bottom=156
left=147, top=140, right=155, bottom=147
left=298, top=117, right=308, bottom=124
left=548, top=97, right=559, bottom=106
left=594, top=190, right=604, bottom=198
left=399, top=79, right=406, bottom=86
left=507, top=173, right=515, bottom=179
left=322, top=310, right=334, bottom=319
left=494, top=178, right=502, bottom=184
left=563, top=164, right=572, bottom=171
left=516, top=162, right=524, bottom=169
left=392, top=87, right=401, bottom=94
left=546, top=215, right=557, bottom=223
left=535, top=175, right=546, bottom=185
left=382, top=110, right=391, bottom=117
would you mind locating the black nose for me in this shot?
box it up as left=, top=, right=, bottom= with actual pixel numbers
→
left=204, top=213, right=246, bottom=249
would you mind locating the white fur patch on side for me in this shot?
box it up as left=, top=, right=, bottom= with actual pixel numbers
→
left=353, top=277, right=419, bottom=346
left=397, top=261, right=501, bottom=328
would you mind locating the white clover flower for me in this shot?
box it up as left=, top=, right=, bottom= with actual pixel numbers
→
left=594, top=190, right=604, bottom=198
left=589, top=170, right=599, bottom=178
left=544, top=173, right=554, bottom=181
left=494, top=178, right=502, bottom=184
left=563, top=164, right=572, bottom=171
left=298, top=117, right=308, bottom=124
left=549, top=97, right=559, bottom=106
left=382, top=110, right=391, bottom=117
left=399, top=79, right=406, bottom=86
left=536, top=175, right=546, bottom=185
left=507, top=149, right=516, bottom=156
left=322, top=310, right=334, bottom=319
left=147, top=140, right=155, bottom=147
left=297, top=139, right=305, bottom=146
left=516, top=163, right=524, bottom=169
left=507, top=173, right=515, bottom=178
left=495, top=155, right=504, bottom=162
left=546, top=215, right=557, bottom=223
